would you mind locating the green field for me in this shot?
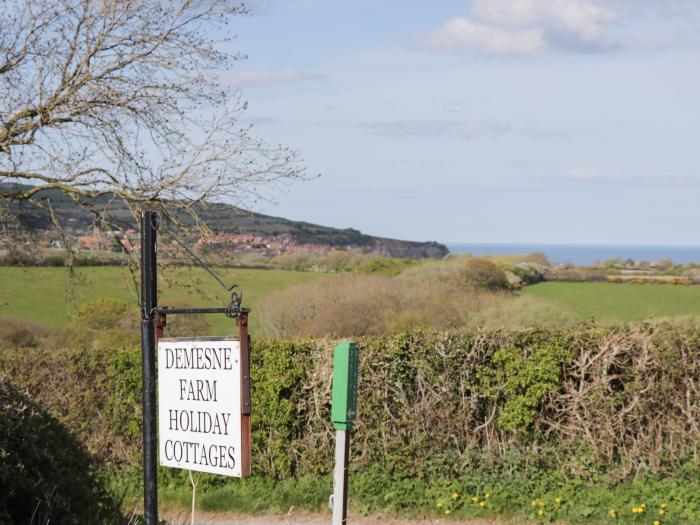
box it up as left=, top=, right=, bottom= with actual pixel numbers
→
left=521, top=281, right=700, bottom=324
left=4, top=267, right=700, bottom=334
left=0, top=266, right=334, bottom=334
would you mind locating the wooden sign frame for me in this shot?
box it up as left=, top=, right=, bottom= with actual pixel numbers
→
left=237, top=312, right=252, bottom=477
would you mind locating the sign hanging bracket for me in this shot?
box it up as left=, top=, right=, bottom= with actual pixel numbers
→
left=156, top=218, right=244, bottom=316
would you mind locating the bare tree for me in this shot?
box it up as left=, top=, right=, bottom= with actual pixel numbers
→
left=0, top=0, right=305, bottom=230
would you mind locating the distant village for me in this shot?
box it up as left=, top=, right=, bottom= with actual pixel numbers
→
left=37, top=227, right=692, bottom=271
left=39, top=227, right=370, bottom=257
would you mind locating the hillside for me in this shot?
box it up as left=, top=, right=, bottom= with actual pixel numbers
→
left=2, top=184, right=448, bottom=259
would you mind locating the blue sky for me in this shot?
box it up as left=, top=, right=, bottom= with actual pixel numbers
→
left=222, top=0, right=700, bottom=245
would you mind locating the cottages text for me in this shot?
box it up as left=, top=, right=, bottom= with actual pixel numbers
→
left=162, top=345, right=237, bottom=470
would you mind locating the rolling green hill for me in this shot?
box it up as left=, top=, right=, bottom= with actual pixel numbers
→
left=2, top=184, right=447, bottom=259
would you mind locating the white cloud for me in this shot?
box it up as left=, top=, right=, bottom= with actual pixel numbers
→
left=419, top=17, right=546, bottom=56
left=472, top=0, right=615, bottom=45
left=227, top=68, right=327, bottom=87
left=415, top=0, right=617, bottom=56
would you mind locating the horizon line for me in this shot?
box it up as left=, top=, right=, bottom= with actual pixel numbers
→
left=442, top=242, right=700, bottom=248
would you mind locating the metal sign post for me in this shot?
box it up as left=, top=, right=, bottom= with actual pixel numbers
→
left=140, top=210, right=159, bottom=525
left=331, top=342, right=359, bottom=525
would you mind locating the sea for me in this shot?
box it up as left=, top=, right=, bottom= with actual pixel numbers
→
left=445, top=243, right=700, bottom=266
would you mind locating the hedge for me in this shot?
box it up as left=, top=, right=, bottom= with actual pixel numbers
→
left=3, top=325, right=700, bottom=522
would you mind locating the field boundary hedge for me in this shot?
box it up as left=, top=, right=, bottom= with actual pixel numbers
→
left=3, top=325, right=700, bottom=522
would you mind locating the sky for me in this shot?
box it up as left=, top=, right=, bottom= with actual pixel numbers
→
left=221, top=0, right=700, bottom=245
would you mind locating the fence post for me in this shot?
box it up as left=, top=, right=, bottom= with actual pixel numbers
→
left=331, top=342, right=359, bottom=525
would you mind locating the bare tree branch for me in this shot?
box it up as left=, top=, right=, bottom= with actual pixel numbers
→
left=0, top=0, right=306, bottom=228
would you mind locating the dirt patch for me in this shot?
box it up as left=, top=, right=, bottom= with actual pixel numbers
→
left=159, top=508, right=523, bottom=525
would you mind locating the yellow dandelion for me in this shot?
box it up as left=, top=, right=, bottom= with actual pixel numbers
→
left=554, top=497, right=561, bottom=504
left=437, top=501, right=443, bottom=508
left=485, top=492, right=491, bottom=499
left=608, top=509, right=617, bottom=518
left=445, top=509, right=451, bottom=516
left=452, top=492, right=459, bottom=500
left=479, top=501, right=486, bottom=508
left=537, top=509, right=544, bottom=516
left=471, top=496, right=478, bottom=503
left=654, top=521, right=660, bottom=525
left=659, top=509, right=665, bottom=516
left=531, top=500, right=537, bottom=507
left=660, top=502, right=668, bottom=509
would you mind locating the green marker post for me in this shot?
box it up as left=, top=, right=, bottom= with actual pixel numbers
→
left=331, top=342, right=359, bottom=525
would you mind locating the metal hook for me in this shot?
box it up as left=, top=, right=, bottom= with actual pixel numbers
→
left=156, top=220, right=244, bottom=311
left=225, top=285, right=243, bottom=318
left=150, top=212, right=161, bottom=231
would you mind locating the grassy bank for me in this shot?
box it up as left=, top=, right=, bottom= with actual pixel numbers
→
left=147, top=473, right=699, bottom=524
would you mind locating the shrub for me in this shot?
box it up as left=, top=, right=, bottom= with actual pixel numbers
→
left=522, top=251, right=551, bottom=267
left=0, top=376, right=124, bottom=524
left=460, top=258, right=509, bottom=290
left=510, top=262, right=547, bottom=285
left=479, top=343, right=570, bottom=433
left=0, top=317, right=47, bottom=348
left=357, top=255, right=416, bottom=276
left=38, top=299, right=140, bottom=350
left=548, top=266, right=607, bottom=282
left=71, top=299, right=132, bottom=330
left=324, top=249, right=362, bottom=272
left=1, top=245, right=41, bottom=265
left=259, top=274, right=400, bottom=337
left=271, top=251, right=319, bottom=271
left=43, top=253, right=68, bottom=266
left=259, top=268, right=505, bottom=337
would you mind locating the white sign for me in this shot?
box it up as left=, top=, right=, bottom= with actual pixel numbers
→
left=158, top=337, right=245, bottom=477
